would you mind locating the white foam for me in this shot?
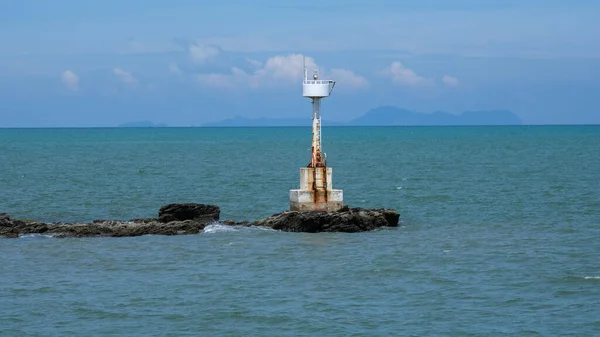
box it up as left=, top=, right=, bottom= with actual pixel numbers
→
left=203, top=223, right=238, bottom=234
left=583, top=276, right=600, bottom=280
left=396, top=186, right=403, bottom=190
left=248, top=225, right=277, bottom=232
left=18, top=233, right=54, bottom=239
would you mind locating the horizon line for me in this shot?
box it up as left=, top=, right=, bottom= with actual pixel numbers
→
left=1, top=124, right=599, bottom=129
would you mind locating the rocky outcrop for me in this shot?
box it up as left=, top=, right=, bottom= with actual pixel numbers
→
left=0, top=204, right=221, bottom=238
left=248, top=206, right=399, bottom=233
left=0, top=203, right=399, bottom=238
left=0, top=218, right=215, bottom=238
left=0, top=216, right=50, bottom=239
left=0, top=213, right=12, bottom=227
left=48, top=220, right=211, bottom=238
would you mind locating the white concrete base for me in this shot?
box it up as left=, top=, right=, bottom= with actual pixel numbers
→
left=289, top=167, right=344, bottom=212
left=290, top=189, right=344, bottom=212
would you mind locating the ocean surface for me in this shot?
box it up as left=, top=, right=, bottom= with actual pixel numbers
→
left=1, top=126, right=599, bottom=336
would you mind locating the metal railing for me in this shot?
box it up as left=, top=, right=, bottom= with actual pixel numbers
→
left=303, top=80, right=333, bottom=85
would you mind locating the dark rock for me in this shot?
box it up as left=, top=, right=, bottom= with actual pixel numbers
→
left=0, top=214, right=17, bottom=237
left=221, top=219, right=249, bottom=226
left=158, top=203, right=220, bottom=223
left=158, top=214, right=177, bottom=223
left=43, top=219, right=213, bottom=238
left=0, top=204, right=399, bottom=238
left=250, top=207, right=399, bottom=233
left=19, top=222, right=49, bottom=235
left=381, top=209, right=400, bottom=227
left=0, top=204, right=220, bottom=238
left=4, top=231, right=19, bottom=239
left=1, top=213, right=12, bottom=227
left=92, top=220, right=122, bottom=225
left=129, top=218, right=156, bottom=224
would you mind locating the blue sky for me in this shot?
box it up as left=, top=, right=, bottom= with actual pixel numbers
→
left=1, top=0, right=599, bottom=126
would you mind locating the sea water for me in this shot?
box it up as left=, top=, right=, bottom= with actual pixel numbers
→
left=1, top=126, right=599, bottom=335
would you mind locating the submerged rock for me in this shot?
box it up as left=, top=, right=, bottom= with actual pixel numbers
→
left=0, top=203, right=399, bottom=238
left=249, top=206, right=399, bottom=233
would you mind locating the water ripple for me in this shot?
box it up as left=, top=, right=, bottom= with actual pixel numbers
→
left=1, top=126, right=599, bottom=335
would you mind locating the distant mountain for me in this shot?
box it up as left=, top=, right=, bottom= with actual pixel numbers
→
left=348, top=106, right=522, bottom=126
left=118, top=120, right=168, bottom=127
left=201, top=107, right=522, bottom=127
left=202, top=116, right=345, bottom=127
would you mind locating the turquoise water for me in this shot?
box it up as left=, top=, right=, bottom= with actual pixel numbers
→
left=1, top=126, right=599, bottom=335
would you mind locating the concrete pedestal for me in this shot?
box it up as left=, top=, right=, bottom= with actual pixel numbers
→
left=290, top=167, right=344, bottom=212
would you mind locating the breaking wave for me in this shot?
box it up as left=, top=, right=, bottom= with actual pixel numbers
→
left=18, top=233, right=55, bottom=239
left=202, top=222, right=276, bottom=234
left=203, top=223, right=239, bottom=234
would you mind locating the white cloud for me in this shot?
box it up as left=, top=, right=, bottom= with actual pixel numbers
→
left=329, top=68, right=369, bottom=88
left=442, top=75, right=460, bottom=87
left=61, top=70, right=79, bottom=91
left=380, top=61, right=431, bottom=86
left=113, top=68, right=138, bottom=84
left=195, top=53, right=367, bottom=90
left=260, top=54, right=315, bottom=81
left=189, top=43, right=220, bottom=64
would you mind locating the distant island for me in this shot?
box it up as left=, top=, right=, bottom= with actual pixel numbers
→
left=347, top=106, right=522, bottom=126
left=201, top=116, right=346, bottom=127
left=118, top=121, right=168, bottom=128
left=202, top=106, right=522, bottom=127
left=117, top=107, right=522, bottom=128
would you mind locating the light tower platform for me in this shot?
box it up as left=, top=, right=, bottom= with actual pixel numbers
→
left=289, top=62, right=344, bottom=212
